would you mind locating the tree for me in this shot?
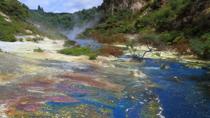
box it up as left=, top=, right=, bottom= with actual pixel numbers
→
left=126, top=39, right=153, bottom=61
left=37, top=5, right=44, bottom=13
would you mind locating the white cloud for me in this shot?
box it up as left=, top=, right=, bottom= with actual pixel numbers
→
left=18, top=0, right=103, bottom=13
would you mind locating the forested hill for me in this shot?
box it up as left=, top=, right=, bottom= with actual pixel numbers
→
left=85, top=0, right=210, bottom=59
left=29, top=6, right=100, bottom=39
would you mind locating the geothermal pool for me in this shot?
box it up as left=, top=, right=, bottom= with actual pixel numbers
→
left=0, top=53, right=209, bottom=118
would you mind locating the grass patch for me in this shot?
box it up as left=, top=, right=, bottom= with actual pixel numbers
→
left=63, top=40, right=76, bottom=47
left=59, top=46, right=124, bottom=59
left=33, top=48, right=44, bottom=52
left=58, top=47, right=98, bottom=60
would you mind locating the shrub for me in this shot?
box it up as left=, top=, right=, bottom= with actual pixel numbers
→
left=33, top=37, right=43, bottom=42
left=0, top=33, right=16, bottom=42
left=0, top=0, right=29, bottom=20
left=63, top=40, right=76, bottom=47
left=0, top=17, right=16, bottom=42
left=19, top=38, right=23, bottom=42
left=58, top=47, right=98, bottom=60
left=190, top=36, right=210, bottom=59
left=89, top=31, right=127, bottom=44
left=160, top=31, right=180, bottom=43
left=0, top=11, right=38, bottom=42
left=135, top=0, right=192, bottom=31
left=172, top=37, right=190, bottom=54
left=190, top=39, right=205, bottom=55
left=88, top=53, right=98, bottom=60
left=99, top=46, right=123, bottom=57
left=33, top=48, right=44, bottom=52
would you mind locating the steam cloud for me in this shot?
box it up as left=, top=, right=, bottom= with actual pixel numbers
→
left=66, top=15, right=101, bottom=40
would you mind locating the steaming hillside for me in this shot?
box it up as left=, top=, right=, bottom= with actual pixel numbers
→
left=29, top=6, right=100, bottom=40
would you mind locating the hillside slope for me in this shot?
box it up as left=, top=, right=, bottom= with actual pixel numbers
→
left=135, top=0, right=210, bottom=58
left=0, top=0, right=39, bottom=41
left=84, top=0, right=210, bottom=59
left=101, top=0, right=150, bottom=13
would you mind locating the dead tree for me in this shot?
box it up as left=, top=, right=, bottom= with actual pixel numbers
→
left=126, top=39, right=153, bottom=61
left=140, top=41, right=153, bottom=58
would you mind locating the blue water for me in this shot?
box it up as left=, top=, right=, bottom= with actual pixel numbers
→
left=140, top=59, right=210, bottom=118
left=65, top=32, right=210, bottom=117
left=73, top=38, right=101, bottom=50
left=45, top=58, right=210, bottom=118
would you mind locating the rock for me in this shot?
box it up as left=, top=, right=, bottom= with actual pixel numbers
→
left=160, top=64, right=170, bottom=70
left=0, top=11, right=11, bottom=22
left=131, top=96, right=135, bottom=99
left=140, top=102, right=144, bottom=104
left=97, top=61, right=116, bottom=68
left=101, top=0, right=148, bottom=13
left=173, top=76, right=182, bottom=83
left=25, top=30, right=33, bottom=34
left=154, top=52, right=161, bottom=57
left=101, top=0, right=167, bottom=14
left=130, top=70, right=147, bottom=78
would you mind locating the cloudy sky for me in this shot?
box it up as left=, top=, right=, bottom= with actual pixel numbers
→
left=18, top=0, right=103, bottom=13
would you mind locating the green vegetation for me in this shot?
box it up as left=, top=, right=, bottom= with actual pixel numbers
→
left=190, top=35, right=210, bottom=59
left=63, top=40, right=76, bottom=47
left=30, top=7, right=99, bottom=30
left=33, top=37, right=43, bottom=42
left=0, top=0, right=40, bottom=42
left=33, top=48, right=44, bottom=52
left=58, top=45, right=123, bottom=59
left=95, top=10, right=134, bottom=34
left=84, top=0, right=210, bottom=59
left=141, top=101, right=160, bottom=118
left=58, top=47, right=98, bottom=60
left=0, top=0, right=29, bottom=20
left=135, top=0, right=191, bottom=31
left=27, top=37, right=44, bottom=42
left=134, top=0, right=210, bottom=58
left=28, top=7, right=100, bottom=40
left=80, top=9, right=135, bottom=43
left=0, top=15, right=21, bottom=42
left=1, top=0, right=209, bottom=59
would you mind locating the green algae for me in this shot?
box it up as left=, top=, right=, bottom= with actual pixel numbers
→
left=40, top=104, right=112, bottom=118
left=184, top=62, right=208, bottom=69
left=140, top=101, right=160, bottom=118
